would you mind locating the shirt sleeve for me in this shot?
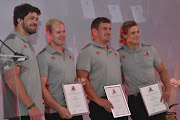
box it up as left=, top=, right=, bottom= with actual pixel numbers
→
left=151, top=46, right=161, bottom=67
left=1, top=39, right=22, bottom=66
left=1, top=39, right=21, bottom=55
left=37, top=54, right=48, bottom=77
left=76, top=49, right=91, bottom=73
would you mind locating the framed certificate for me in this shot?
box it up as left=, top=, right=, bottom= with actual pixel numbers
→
left=104, top=84, right=131, bottom=118
left=62, top=83, right=89, bottom=116
left=139, top=82, right=169, bottom=116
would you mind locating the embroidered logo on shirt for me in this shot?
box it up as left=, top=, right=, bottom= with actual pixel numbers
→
left=71, top=86, right=76, bottom=91
left=96, top=51, right=101, bottom=55
left=51, top=56, right=56, bottom=60
left=69, top=54, right=72, bottom=59
left=122, top=55, right=126, bottom=59
left=114, top=52, right=117, bottom=56
left=24, top=45, right=27, bottom=48
left=144, top=52, right=150, bottom=56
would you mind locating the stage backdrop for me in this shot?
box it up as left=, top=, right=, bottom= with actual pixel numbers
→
left=0, top=0, right=180, bottom=120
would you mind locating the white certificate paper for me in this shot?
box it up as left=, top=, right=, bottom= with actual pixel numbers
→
left=80, top=0, right=95, bottom=19
left=62, top=83, right=89, bottom=116
left=131, top=5, right=146, bottom=23
left=139, top=83, right=169, bottom=116
left=108, top=5, right=124, bottom=23
left=104, top=85, right=131, bottom=118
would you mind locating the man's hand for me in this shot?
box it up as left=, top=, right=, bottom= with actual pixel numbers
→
left=57, top=106, right=72, bottom=119
left=76, top=77, right=86, bottom=85
left=161, top=88, right=171, bottom=104
left=97, top=98, right=114, bottom=112
left=28, top=106, right=42, bottom=120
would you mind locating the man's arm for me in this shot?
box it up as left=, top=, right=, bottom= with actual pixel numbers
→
left=5, top=66, right=42, bottom=120
left=77, top=70, right=113, bottom=112
left=40, top=76, right=72, bottom=119
left=155, top=62, right=171, bottom=103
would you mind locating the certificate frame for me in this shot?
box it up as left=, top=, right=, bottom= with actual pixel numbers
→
left=139, top=82, right=169, bottom=116
left=104, top=84, right=131, bottom=118
left=62, top=83, right=89, bottom=116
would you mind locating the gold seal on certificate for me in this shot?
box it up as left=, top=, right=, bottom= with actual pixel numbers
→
left=62, top=83, right=89, bottom=116
left=139, top=82, right=169, bottom=116
left=104, top=84, right=131, bottom=118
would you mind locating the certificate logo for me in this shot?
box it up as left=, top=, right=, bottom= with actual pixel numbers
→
left=148, top=87, right=153, bottom=92
left=112, top=89, right=116, bottom=94
left=71, top=86, right=76, bottom=91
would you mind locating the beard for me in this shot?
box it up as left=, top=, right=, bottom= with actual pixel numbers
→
left=22, top=22, right=37, bottom=35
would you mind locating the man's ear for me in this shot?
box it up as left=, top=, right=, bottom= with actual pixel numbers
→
left=17, top=18, right=23, bottom=25
left=46, top=30, right=52, bottom=42
left=123, top=33, right=127, bottom=39
left=92, top=28, right=97, bottom=39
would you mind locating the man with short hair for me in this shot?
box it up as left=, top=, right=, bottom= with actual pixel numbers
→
left=1, top=3, right=44, bottom=120
left=118, top=20, right=171, bottom=120
left=37, top=19, right=84, bottom=120
left=76, top=17, right=128, bottom=120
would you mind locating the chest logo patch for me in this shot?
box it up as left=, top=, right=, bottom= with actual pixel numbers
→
left=24, top=45, right=27, bottom=48
left=96, top=51, right=101, bottom=55
left=51, top=56, right=56, bottom=60
left=114, top=52, right=117, bottom=56
left=69, top=54, right=72, bottom=59
left=122, top=55, right=126, bottom=59
left=144, top=52, right=150, bottom=56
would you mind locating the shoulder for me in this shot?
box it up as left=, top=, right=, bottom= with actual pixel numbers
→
left=117, top=46, right=125, bottom=52
left=64, top=48, right=73, bottom=54
left=37, top=48, right=51, bottom=62
left=141, top=44, right=152, bottom=50
left=82, top=43, right=91, bottom=50
left=64, top=48, right=74, bottom=59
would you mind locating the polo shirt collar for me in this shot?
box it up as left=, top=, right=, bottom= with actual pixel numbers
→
left=90, top=41, right=113, bottom=52
left=123, top=43, right=142, bottom=52
left=11, top=31, right=29, bottom=43
left=45, top=45, right=67, bottom=55
left=45, top=45, right=57, bottom=54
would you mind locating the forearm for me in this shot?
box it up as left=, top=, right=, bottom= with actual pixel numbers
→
left=77, top=70, right=101, bottom=104
left=42, top=86, right=62, bottom=110
left=5, top=68, right=34, bottom=108
left=84, top=79, right=101, bottom=104
left=159, top=69, right=171, bottom=90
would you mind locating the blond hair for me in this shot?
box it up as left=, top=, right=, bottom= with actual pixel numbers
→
left=45, top=19, right=64, bottom=33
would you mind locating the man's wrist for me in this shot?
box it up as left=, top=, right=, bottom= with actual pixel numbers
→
left=27, top=103, right=36, bottom=110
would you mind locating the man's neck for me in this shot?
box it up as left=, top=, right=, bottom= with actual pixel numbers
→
left=93, top=38, right=108, bottom=48
left=49, top=42, right=64, bottom=55
left=15, top=28, right=30, bottom=39
left=126, top=43, right=139, bottom=50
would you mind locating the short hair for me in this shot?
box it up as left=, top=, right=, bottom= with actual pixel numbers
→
left=91, top=17, right=111, bottom=31
left=120, top=21, right=137, bottom=44
left=13, top=3, right=41, bottom=27
left=45, top=19, right=64, bottom=33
